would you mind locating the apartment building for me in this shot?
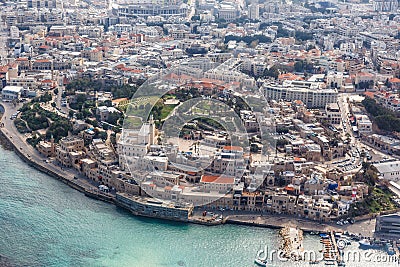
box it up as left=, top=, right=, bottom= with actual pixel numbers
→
left=375, top=213, right=400, bottom=240
left=366, top=134, right=400, bottom=155
left=116, top=0, right=188, bottom=18
left=263, top=81, right=338, bottom=108
left=325, top=103, right=341, bottom=125
left=1, top=86, right=23, bottom=100
left=356, top=115, right=372, bottom=133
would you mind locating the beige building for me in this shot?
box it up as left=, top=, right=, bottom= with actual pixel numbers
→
left=56, top=137, right=85, bottom=167
left=37, top=140, right=55, bottom=157
left=325, top=103, right=341, bottom=125
left=200, top=175, right=235, bottom=194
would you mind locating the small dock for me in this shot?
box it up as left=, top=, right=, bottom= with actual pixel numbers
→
left=330, top=231, right=343, bottom=266
left=320, top=232, right=336, bottom=265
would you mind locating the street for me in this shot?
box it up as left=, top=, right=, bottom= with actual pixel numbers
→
left=0, top=102, right=110, bottom=197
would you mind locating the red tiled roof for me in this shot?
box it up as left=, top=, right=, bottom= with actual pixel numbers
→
left=223, top=146, right=243, bottom=152
left=35, top=59, right=50, bottom=63
left=200, top=175, right=235, bottom=184
left=0, top=66, right=8, bottom=73
left=364, top=92, right=375, bottom=99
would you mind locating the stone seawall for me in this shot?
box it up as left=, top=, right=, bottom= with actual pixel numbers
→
left=225, top=217, right=283, bottom=229
left=0, top=104, right=114, bottom=203
left=0, top=128, right=86, bottom=193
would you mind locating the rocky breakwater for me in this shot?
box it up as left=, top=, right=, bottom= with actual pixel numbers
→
left=0, top=106, right=12, bottom=150
left=279, top=226, right=304, bottom=261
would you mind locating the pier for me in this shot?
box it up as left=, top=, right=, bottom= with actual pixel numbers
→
left=320, top=232, right=336, bottom=265
left=330, top=231, right=342, bottom=265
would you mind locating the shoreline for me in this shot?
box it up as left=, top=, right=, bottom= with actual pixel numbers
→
left=0, top=121, right=320, bottom=231
left=0, top=104, right=374, bottom=234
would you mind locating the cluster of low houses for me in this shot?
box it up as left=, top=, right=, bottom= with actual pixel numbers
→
left=35, top=115, right=371, bottom=222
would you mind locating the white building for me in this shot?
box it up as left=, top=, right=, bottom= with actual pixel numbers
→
left=10, top=26, right=19, bottom=39
left=1, top=86, right=23, bottom=101
left=116, top=0, right=188, bottom=18
left=325, top=103, right=341, bottom=125
left=356, top=115, right=372, bottom=133
left=248, top=4, right=260, bottom=20
left=216, top=3, right=239, bottom=22
left=373, top=161, right=400, bottom=181
left=200, top=175, right=235, bottom=193
left=373, top=0, right=398, bottom=12
left=263, top=81, right=338, bottom=108
left=117, top=117, right=156, bottom=170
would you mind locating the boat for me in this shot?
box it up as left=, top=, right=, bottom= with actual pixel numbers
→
left=385, top=242, right=395, bottom=255
left=359, top=239, right=382, bottom=249
left=324, top=259, right=336, bottom=265
left=320, top=233, right=330, bottom=239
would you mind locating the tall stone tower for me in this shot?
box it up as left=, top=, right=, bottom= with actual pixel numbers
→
left=149, top=115, right=155, bottom=145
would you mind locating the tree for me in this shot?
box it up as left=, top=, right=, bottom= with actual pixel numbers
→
left=110, top=132, right=117, bottom=145
left=95, top=130, right=108, bottom=141
left=107, top=112, right=122, bottom=125
left=264, top=66, right=280, bottom=79
left=39, top=92, right=52, bottom=103
left=276, top=139, right=289, bottom=147
left=250, top=143, right=259, bottom=153
left=294, top=61, right=304, bottom=72
left=295, top=31, right=314, bottom=41
left=46, top=120, right=71, bottom=142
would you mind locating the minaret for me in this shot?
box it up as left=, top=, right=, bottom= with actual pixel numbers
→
left=149, top=115, right=155, bottom=145
left=50, top=134, right=55, bottom=156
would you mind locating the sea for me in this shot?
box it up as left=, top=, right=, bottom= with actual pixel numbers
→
left=0, top=144, right=398, bottom=267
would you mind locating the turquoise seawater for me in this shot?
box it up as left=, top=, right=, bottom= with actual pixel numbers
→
left=1, top=145, right=398, bottom=267
left=0, top=146, right=283, bottom=267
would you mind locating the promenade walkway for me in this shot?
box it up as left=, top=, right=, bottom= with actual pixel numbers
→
left=0, top=102, right=381, bottom=233
left=0, top=102, right=113, bottom=200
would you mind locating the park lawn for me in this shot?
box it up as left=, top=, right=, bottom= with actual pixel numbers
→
left=160, top=104, right=177, bottom=120
left=123, top=116, right=143, bottom=129
left=349, top=187, right=396, bottom=216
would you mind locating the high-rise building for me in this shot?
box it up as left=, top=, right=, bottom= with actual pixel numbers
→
left=248, top=4, right=260, bottom=20
left=263, top=80, right=338, bottom=109
left=27, top=0, right=57, bottom=8
left=116, top=0, right=188, bottom=18
left=373, top=0, right=398, bottom=12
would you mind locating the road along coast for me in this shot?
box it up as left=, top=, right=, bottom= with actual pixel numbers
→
left=0, top=103, right=371, bottom=233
